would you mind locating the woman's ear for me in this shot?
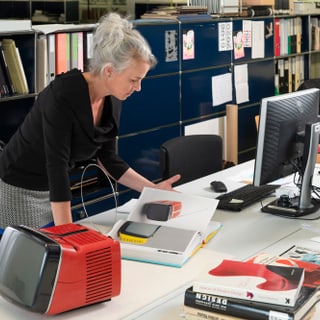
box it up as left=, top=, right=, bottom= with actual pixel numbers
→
left=104, top=64, right=113, bottom=78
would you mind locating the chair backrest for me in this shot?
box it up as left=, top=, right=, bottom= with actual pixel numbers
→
left=298, top=78, right=320, bottom=91
left=160, top=134, right=223, bottom=186
left=0, top=140, right=4, bottom=152
left=298, top=79, right=320, bottom=111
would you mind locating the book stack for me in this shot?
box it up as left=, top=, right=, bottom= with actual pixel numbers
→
left=184, top=258, right=320, bottom=320
left=0, top=38, right=29, bottom=96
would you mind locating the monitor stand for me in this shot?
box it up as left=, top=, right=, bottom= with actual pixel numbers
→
left=261, top=196, right=320, bottom=217
left=262, top=122, right=320, bottom=218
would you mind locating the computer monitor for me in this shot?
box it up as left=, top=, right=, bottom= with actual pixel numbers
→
left=253, top=88, right=320, bottom=217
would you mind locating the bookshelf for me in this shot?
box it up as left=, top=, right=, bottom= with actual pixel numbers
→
left=0, top=31, right=36, bottom=143
left=1, top=13, right=320, bottom=218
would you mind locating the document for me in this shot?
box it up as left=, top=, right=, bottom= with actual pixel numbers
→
left=234, top=64, right=249, bottom=104
left=251, top=20, right=265, bottom=59
left=212, top=73, right=232, bottom=107
left=108, top=187, right=221, bottom=267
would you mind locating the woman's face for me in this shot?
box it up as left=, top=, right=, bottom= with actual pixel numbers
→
left=107, top=59, right=150, bottom=101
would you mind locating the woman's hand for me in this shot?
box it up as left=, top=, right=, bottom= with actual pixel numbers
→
left=155, top=174, right=181, bottom=191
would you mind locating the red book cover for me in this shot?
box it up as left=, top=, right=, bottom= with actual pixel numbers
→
left=192, top=259, right=304, bottom=307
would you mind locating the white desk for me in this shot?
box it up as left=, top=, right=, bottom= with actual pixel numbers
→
left=1, top=161, right=320, bottom=319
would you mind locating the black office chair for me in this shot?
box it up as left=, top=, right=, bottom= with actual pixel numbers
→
left=160, top=134, right=223, bottom=186
left=0, top=140, right=4, bottom=152
left=298, top=79, right=320, bottom=110
left=298, top=78, right=320, bottom=92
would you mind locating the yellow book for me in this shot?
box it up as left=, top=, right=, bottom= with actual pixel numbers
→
left=1, top=38, right=29, bottom=94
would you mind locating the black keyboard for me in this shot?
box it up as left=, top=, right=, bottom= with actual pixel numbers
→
left=216, top=184, right=280, bottom=211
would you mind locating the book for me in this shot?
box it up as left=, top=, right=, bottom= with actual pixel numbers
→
left=15, top=47, right=29, bottom=93
left=1, top=38, right=29, bottom=94
left=184, top=285, right=320, bottom=320
left=108, top=187, right=221, bottom=267
left=0, top=43, right=15, bottom=95
left=184, top=305, right=245, bottom=320
left=0, top=55, right=9, bottom=97
left=192, top=259, right=305, bottom=306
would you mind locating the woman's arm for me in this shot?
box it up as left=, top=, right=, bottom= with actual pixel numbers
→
left=117, top=167, right=180, bottom=192
left=50, top=167, right=180, bottom=226
left=51, top=201, right=73, bottom=225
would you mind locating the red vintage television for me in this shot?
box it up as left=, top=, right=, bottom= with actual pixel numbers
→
left=0, top=223, right=121, bottom=315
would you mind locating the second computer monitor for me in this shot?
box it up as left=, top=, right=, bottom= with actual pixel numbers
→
left=253, top=88, right=320, bottom=217
left=254, top=88, right=319, bottom=186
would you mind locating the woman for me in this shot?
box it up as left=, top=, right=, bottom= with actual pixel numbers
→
left=0, top=13, right=180, bottom=229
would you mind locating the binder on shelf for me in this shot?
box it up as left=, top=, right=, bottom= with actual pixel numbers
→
left=1, top=38, right=29, bottom=94
left=311, top=17, right=320, bottom=51
left=286, top=57, right=292, bottom=93
left=55, top=32, right=70, bottom=75
left=274, top=18, right=280, bottom=57
left=84, top=31, right=93, bottom=71
left=47, top=34, right=56, bottom=83
left=77, top=32, right=84, bottom=71
left=36, top=35, right=48, bottom=92
left=70, top=32, right=79, bottom=70
left=69, top=31, right=84, bottom=71
left=280, top=18, right=289, bottom=56
left=291, top=57, right=296, bottom=92
left=295, top=16, right=302, bottom=54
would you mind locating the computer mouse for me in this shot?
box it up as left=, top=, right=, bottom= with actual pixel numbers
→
left=210, top=180, right=227, bottom=193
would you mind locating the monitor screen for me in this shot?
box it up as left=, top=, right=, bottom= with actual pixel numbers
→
left=253, top=88, right=320, bottom=216
left=0, top=226, right=60, bottom=312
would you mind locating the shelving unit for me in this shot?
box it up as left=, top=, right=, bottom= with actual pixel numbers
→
left=0, top=31, right=36, bottom=142
left=1, top=13, right=320, bottom=217
left=0, top=0, right=79, bottom=23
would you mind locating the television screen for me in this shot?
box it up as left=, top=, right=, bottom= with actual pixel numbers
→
left=0, top=226, right=60, bottom=312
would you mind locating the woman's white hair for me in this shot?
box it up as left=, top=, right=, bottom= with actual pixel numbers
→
left=90, top=13, right=157, bottom=75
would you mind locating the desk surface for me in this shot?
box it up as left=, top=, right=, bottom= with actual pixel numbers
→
left=1, top=160, right=320, bottom=319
